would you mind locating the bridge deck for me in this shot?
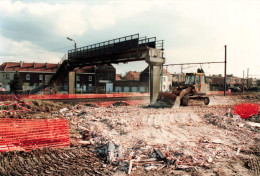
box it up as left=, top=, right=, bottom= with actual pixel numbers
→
left=47, top=34, right=164, bottom=87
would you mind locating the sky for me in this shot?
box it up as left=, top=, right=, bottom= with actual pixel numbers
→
left=0, top=0, right=259, bottom=78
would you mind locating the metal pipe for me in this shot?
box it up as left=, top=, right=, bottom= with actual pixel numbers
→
left=164, top=61, right=225, bottom=66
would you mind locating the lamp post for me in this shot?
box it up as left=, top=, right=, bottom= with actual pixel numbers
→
left=66, top=37, right=77, bottom=50
left=67, top=37, right=77, bottom=94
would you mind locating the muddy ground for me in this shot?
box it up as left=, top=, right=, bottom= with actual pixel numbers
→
left=0, top=93, right=259, bottom=176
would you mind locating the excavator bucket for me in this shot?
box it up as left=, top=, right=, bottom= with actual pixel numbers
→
left=151, top=92, right=177, bottom=108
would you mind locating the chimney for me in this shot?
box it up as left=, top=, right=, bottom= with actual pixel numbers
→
left=33, top=62, right=36, bottom=68
left=20, top=61, right=23, bottom=67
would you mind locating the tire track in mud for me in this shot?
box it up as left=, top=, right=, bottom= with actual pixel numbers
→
left=0, top=148, right=110, bottom=176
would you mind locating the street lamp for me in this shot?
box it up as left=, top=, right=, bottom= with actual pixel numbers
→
left=66, top=37, right=77, bottom=50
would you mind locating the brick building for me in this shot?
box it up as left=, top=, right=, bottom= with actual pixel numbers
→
left=114, top=71, right=148, bottom=92
left=0, top=62, right=115, bottom=93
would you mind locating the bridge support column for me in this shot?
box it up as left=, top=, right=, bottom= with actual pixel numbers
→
left=68, top=71, right=76, bottom=94
left=146, top=48, right=165, bottom=104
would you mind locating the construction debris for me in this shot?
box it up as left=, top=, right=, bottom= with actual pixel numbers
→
left=0, top=94, right=259, bottom=175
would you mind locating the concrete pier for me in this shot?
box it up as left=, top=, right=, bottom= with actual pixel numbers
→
left=146, top=48, right=165, bottom=104
left=68, top=71, right=76, bottom=94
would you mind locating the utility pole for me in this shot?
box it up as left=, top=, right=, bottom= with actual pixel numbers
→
left=161, top=65, right=163, bottom=91
left=243, top=70, right=245, bottom=93
left=247, top=68, right=249, bottom=88
left=224, top=45, right=227, bottom=96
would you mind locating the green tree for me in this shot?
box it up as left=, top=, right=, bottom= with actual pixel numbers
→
left=10, top=71, right=23, bottom=94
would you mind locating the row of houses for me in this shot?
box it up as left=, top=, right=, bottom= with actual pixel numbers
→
left=0, top=61, right=258, bottom=93
left=0, top=61, right=170, bottom=93
left=0, top=62, right=116, bottom=93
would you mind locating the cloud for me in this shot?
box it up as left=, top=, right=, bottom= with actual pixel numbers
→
left=0, top=34, right=64, bottom=63
left=0, top=0, right=259, bottom=78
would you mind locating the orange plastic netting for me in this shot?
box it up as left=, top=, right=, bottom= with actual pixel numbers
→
left=0, top=118, right=70, bottom=152
left=234, top=103, right=259, bottom=119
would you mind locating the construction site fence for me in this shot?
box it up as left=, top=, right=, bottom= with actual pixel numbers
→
left=0, top=92, right=233, bottom=102
left=0, top=118, right=70, bottom=152
left=0, top=93, right=150, bottom=101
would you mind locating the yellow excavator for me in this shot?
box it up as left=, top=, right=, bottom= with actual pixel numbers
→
left=157, top=70, right=210, bottom=107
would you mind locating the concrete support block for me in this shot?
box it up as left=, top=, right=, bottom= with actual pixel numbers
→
left=145, top=48, right=165, bottom=104
left=68, top=71, right=76, bottom=94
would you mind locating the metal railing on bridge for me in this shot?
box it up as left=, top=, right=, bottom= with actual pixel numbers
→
left=68, top=34, right=164, bottom=60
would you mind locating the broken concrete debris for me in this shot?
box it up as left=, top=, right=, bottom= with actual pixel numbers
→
left=1, top=94, right=258, bottom=175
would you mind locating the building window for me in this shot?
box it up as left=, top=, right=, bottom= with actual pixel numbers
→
left=89, top=75, right=92, bottom=81
left=202, top=76, right=205, bottom=83
left=88, top=84, right=92, bottom=90
left=39, top=75, right=43, bottom=81
left=108, top=73, right=114, bottom=80
left=99, top=73, right=103, bottom=80
left=77, top=75, right=80, bottom=81
left=6, top=74, right=10, bottom=79
left=163, top=77, right=166, bottom=82
left=64, top=83, right=68, bottom=91
left=77, top=83, right=81, bottom=91
left=26, top=74, right=30, bottom=80
left=196, top=75, right=200, bottom=84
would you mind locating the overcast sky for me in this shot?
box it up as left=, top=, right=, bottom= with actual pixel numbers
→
left=0, top=0, right=259, bottom=78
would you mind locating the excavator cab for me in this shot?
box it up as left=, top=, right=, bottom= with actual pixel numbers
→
left=194, top=73, right=207, bottom=95
left=184, top=74, right=195, bottom=85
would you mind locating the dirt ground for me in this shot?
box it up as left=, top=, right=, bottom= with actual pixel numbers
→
left=0, top=93, right=259, bottom=176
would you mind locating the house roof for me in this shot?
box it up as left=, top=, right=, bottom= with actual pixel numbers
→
left=0, top=62, right=60, bottom=72
left=124, top=71, right=140, bottom=81
left=162, top=68, right=172, bottom=76
left=116, top=74, right=122, bottom=80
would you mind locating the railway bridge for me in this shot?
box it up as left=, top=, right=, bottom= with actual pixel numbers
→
left=48, top=34, right=165, bottom=104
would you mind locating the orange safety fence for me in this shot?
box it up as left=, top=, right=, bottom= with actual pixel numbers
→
left=0, top=119, right=70, bottom=152
left=234, top=103, right=259, bottom=119
left=26, top=93, right=150, bottom=100
left=0, top=93, right=150, bottom=101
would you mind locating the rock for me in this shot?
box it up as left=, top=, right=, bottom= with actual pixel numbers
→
left=107, top=141, right=116, bottom=163
left=78, top=140, right=91, bottom=145
left=208, top=156, right=213, bottom=163
left=212, top=138, right=223, bottom=144
left=238, top=123, right=245, bottom=128
left=247, top=121, right=260, bottom=128
left=59, top=108, right=68, bottom=113
left=145, top=165, right=158, bottom=171
left=65, top=112, right=73, bottom=117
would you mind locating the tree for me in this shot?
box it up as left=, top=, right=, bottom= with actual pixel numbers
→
left=10, top=71, right=23, bottom=94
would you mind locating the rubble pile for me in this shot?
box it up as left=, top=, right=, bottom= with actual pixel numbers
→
left=0, top=100, right=66, bottom=119
left=54, top=101, right=259, bottom=175
left=0, top=95, right=259, bottom=175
